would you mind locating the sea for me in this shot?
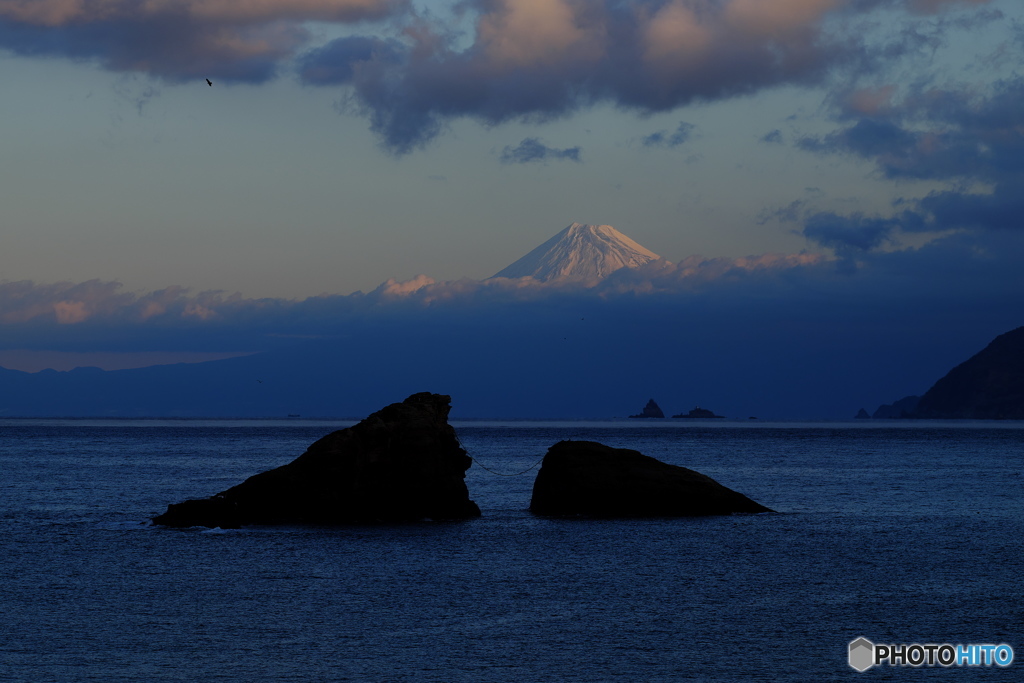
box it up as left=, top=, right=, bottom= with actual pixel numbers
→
left=1, top=418, right=1022, bottom=682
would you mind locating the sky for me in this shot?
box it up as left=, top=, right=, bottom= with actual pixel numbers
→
left=1, top=0, right=1024, bottom=416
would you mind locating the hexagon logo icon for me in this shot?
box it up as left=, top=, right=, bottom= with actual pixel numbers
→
left=849, top=637, right=875, bottom=671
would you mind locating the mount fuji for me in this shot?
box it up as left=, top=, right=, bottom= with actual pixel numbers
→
left=492, top=222, right=662, bottom=282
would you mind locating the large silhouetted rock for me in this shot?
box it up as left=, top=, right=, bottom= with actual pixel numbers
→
left=153, top=393, right=480, bottom=527
left=529, top=440, right=772, bottom=517
left=912, top=326, right=1024, bottom=419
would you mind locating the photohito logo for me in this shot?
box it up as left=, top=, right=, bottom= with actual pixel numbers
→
left=849, top=638, right=1014, bottom=671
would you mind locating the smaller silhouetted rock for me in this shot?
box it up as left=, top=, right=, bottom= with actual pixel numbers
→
left=872, top=395, right=920, bottom=419
left=629, top=399, right=665, bottom=418
left=673, top=406, right=724, bottom=419
left=529, top=440, right=772, bottom=517
left=153, top=392, right=480, bottom=527
left=854, top=408, right=870, bottom=419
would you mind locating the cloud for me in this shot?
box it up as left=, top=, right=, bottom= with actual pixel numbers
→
left=0, top=279, right=324, bottom=351
left=499, top=137, right=581, bottom=164
left=476, top=0, right=599, bottom=69
left=0, top=349, right=254, bottom=373
left=0, top=0, right=404, bottom=82
left=798, top=118, right=918, bottom=161
left=6, top=234, right=1024, bottom=418
left=0, top=1, right=402, bottom=25
left=0, top=279, right=134, bottom=325
left=0, top=0, right=1003, bottom=149
left=21, top=230, right=1024, bottom=358
left=760, top=129, right=783, bottom=144
left=797, top=182, right=1024, bottom=256
left=372, top=274, right=436, bottom=296
left=803, top=76, right=1024, bottom=183
left=0, top=251, right=833, bottom=353
left=802, top=211, right=904, bottom=253
left=789, top=40, right=1024, bottom=254
left=298, top=35, right=405, bottom=85
left=642, top=121, right=694, bottom=148
left=919, top=180, right=1024, bottom=232
left=905, top=0, right=992, bottom=13
left=296, top=0, right=919, bottom=152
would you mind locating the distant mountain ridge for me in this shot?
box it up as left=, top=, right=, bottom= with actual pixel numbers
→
left=493, top=222, right=661, bottom=282
left=870, top=325, right=1024, bottom=419
left=913, top=326, right=1024, bottom=419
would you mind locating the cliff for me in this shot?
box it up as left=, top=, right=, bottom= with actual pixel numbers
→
left=912, top=326, right=1024, bottom=419
left=872, top=395, right=920, bottom=419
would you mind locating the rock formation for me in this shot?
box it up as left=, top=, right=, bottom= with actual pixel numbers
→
left=153, top=393, right=481, bottom=527
left=529, top=440, right=772, bottom=517
left=629, top=399, right=665, bottom=418
left=673, top=406, right=724, bottom=419
left=869, top=326, right=1024, bottom=419
left=854, top=408, right=870, bottom=419
left=912, top=326, right=1024, bottom=419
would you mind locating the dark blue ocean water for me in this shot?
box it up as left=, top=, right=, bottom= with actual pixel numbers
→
left=1, top=419, right=1022, bottom=681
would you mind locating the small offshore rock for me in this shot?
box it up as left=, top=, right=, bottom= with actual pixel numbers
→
left=629, top=399, right=665, bottom=418
left=673, top=406, right=725, bottom=419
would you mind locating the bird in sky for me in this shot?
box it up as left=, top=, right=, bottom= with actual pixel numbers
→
left=206, top=79, right=212, bottom=87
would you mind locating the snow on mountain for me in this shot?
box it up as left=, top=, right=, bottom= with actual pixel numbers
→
left=492, top=222, right=662, bottom=282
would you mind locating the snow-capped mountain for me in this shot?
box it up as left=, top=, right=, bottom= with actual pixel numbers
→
left=492, top=222, right=661, bottom=282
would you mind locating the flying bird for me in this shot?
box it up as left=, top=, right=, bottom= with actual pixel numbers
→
left=206, top=79, right=212, bottom=87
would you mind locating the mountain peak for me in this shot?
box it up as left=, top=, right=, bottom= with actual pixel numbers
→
left=493, top=222, right=661, bottom=282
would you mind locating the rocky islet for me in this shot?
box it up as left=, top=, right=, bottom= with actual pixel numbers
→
left=154, top=393, right=773, bottom=528
left=153, top=392, right=481, bottom=527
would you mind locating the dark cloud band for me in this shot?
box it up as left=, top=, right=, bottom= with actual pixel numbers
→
left=499, top=138, right=581, bottom=164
